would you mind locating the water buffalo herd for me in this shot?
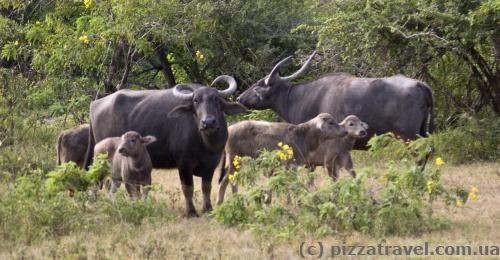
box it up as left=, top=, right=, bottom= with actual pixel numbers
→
left=56, top=51, right=434, bottom=216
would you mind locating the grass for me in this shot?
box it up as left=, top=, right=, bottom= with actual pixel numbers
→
left=1, top=156, right=499, bottom=259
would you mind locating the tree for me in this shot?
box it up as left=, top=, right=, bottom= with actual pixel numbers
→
left=313, top=0, right=500, bottom=119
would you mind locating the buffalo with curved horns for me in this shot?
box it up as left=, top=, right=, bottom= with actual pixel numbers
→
left=237, top=51, right=434, bottom=148
left=84, top=75, right=247, bottom=216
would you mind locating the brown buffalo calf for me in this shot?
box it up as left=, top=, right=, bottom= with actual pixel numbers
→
left=96, top=131, right=157, bottom=200
left=217, top=113, right=348, bottom=204
left=306, top=115, right=369, bottom=179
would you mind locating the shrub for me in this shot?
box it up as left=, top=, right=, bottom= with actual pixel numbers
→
left=212, top=135, right=475, bottom=240
left=356, top=116, right=500, bottom=165
left=45, top=153, right=111, bottom=194
left=0, top=161, right=173, bottom=246
left=432, top=116, right=500, bottom=164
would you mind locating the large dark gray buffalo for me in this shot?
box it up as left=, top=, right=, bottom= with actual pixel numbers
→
left=84, top=76, right=247, bottom=216
left=236, top=52, right=434, bottom=149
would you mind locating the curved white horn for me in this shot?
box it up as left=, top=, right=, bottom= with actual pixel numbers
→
left=211, top=75, right=237, bottom=97
left=280, top=50, right=317, bottom=81
left=173, top=84, right=194, bottom=100
left=265, top=55, right=293, bottom=85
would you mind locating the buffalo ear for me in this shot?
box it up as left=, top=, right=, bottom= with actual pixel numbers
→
left=362, top=122, right=369, bottom=130
left=141, top=135, right=157, bottom=146
left=221, top=100, right=247, bottom=115
left=168, top=104, right=193, bottom=118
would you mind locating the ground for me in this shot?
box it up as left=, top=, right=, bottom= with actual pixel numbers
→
left=2, top=159, right=499, bottom=259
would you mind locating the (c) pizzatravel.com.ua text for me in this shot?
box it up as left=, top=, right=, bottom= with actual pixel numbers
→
left=299, top=242, right=500, bottom=258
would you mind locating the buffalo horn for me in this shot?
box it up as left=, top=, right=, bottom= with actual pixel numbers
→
left=173, top=84, right=195, bottom=100
left=211, top=75, right=237, bottom=97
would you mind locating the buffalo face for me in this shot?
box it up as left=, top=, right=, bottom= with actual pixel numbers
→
left=169, top=76, right=247, bottom=133
left=314, top=113, right=348, bottom=139
left=237, top=51, right=317, bottom=109
left=236, top=78, right=280, bottom=109
left=117, top=131, right=157, bottom=157
left=339, top=115, right=369, bottom=139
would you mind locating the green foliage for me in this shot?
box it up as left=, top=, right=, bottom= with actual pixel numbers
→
left=45, top=153, right=110, bottom=194
left=363, top=116, right=500, bottom=164
left=212, top=136, right=473, bottom=240
left=432, top=116, right=500, bottom=163
left=0, top=168, right=173, bottom=245
left=312, top=0, right=500, bottom=118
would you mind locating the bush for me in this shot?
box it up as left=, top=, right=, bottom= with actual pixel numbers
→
left=45, top=153, right=110, bottom=194
left=432, top=116, right=500, bottom=164
left=212, top=135, right=475, bottom=240
left=0, top=164, right=174, bottom=246
left=0, top=122, right=61, bottom=181
left=353, top=116, right=500, bottom=165
left=227, top=109, right=280, bottom=125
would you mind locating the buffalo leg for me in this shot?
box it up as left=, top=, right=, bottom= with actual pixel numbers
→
left=324, top=155, right=339, bottom=180
left=231, top=183, right=238, bottom=194
left=142, top=178, right=151, bottom=201
left=125, top=183, right=140, bottom=200
left=110, top=179, right=121, bottom=193
left=178, top=168, right=197, bottom=217
left=217, top=159, right=236, bottom=205
left=201, top=177, right=213, bottom=213
left=216, top=172, right=230, bottom=205
left=344, top=154, right=356, bottom=178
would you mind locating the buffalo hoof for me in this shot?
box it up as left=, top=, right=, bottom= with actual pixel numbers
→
left=202, top=205, right=213, bottom=213
left=185, top=210, right=199, bottom=218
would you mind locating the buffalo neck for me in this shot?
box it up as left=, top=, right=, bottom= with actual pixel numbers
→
left=126, top=152, right=151, bottom=172
left=271, top=84, right=312, bottom=124
left=270, top=84, right=294, bottom=122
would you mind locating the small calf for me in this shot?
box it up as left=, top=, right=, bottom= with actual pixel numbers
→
left=217, top=113, right=348, bottom=204
left=96, top=131, right=157, bottom=200
left=56, top=124, right=89, bottom=168
left=306, top=115, right=368, bottom=179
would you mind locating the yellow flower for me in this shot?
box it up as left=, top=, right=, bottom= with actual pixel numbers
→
left=455, top=199, right=463, bottom=208
left=468, top=192, right=477, bottom=202
left=83, top=0, right=92, bottom=9
left=233, top=155, right=241, bottom=169
left=228, top=171, right=238, bottom=183
left=278, top=142, right=283, bottom=147
left=277, top=151, right=287, bottom=161
left=79, top=35, right=89, bottom=44
left=195, top=50, right=204, bottom=61
left=36, top=21, right=41, bottom=25
left=282, top=144, right=290, bottom=150
left=468, top=186, right=478, bottom=202
left=435, top=157, right=444, bottom=166
left=426, top=180, right=433, bottom=193
left=14, top=40, right=19, bottom=46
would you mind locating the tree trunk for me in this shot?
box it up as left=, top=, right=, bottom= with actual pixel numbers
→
left=116, top=44, right=137, bottom=90
left=104, top=41, right=120, bottom=94
left=154, top=45, right=176, bottom=88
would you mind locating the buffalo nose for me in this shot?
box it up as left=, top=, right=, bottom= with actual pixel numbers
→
left=236, top=97, right=241, bottom=102
left=201, top=116, right=216, bottom=127
left=360, top=130, right=367, bottom=136
left=118, top=147, right=125, bottom=154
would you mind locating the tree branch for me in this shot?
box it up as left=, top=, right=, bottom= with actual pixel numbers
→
left=154, top=44, right=176, bottom=88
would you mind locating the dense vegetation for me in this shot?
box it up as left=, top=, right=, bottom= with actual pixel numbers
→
left=0, top=0, right=499, bottom=256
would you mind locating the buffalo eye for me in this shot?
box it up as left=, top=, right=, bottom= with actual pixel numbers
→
left=130, top=139, right=136, bottom=144
left=348, top=122, right=354, bottom=126
left=193, top=98, right=199, bottom=104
